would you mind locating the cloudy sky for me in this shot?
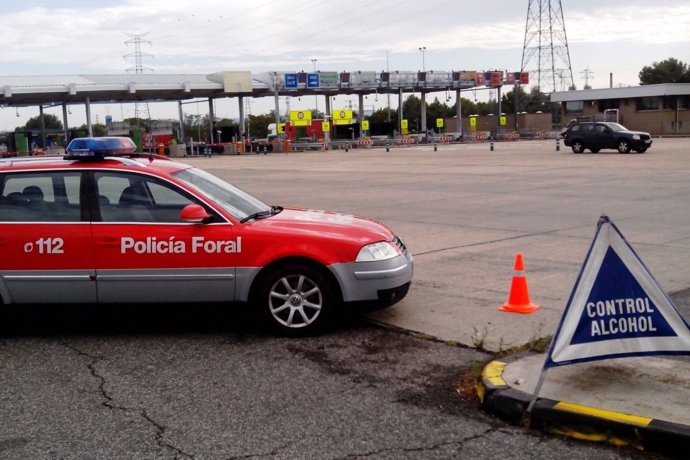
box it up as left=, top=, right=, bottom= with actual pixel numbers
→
left=1, top=0, right=689, bottom=131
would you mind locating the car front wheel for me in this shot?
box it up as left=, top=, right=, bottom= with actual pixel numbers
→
left=571, top=140, right=585, bottom=153
left=255, top=263, right=337, bottom=335
left=617, top=139, right=632, bottom=153
left=635, top=148, right=648, bottom=153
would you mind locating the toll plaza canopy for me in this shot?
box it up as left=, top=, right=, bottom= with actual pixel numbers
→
left=0, top=70, right=501, bottom=107
left=0, top=70, right=526, bottom=144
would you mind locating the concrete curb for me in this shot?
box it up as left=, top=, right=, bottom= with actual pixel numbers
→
left=477, top=356, right=690, bottom=457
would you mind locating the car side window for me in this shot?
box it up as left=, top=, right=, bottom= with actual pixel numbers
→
left=0, top=172, right=82, bottom=222
left=95, top=172, right=211, bottom=223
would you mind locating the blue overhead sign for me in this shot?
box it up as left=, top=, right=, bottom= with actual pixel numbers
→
left=307, top=73, right=320, bottom=88
left=544, top=215, right=690, bottom=368
left=284, top=73, right=298, bottom=89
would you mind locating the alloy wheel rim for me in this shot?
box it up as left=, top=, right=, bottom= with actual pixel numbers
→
left=269, top=274, right=322, bottom=328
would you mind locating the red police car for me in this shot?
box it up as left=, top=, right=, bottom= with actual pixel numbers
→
left=0, top=137, right=412, bottom=334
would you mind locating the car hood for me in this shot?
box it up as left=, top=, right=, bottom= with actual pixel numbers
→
left=247, top=207, right=395, bottom=244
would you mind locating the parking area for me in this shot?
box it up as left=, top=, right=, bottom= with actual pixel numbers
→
left=187, top=137, right=690, bottom=351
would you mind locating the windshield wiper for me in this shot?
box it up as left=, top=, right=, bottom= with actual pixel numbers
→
left=240, top=205, right=283, bottom=223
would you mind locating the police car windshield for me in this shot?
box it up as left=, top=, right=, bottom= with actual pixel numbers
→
left=173, top=167, right=270, bottom=220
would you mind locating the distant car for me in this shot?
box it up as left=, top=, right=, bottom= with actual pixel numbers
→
left=0, top=137, right=413, bottom=335
left=561, top=122, right=652, bottom=154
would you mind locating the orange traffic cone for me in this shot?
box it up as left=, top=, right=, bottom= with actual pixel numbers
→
left=499, top=253, right=540, bottom=314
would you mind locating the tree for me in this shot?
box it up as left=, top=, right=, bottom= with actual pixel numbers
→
left=20, top=113, right=63, bottom=131
left=74, top=123, right=107, bottom=137
left=366, top=95, right=493, bottom=131
left=399, top=95, right=459, bottom=132
left=426, top=97, right=454, bottom=130
left=501, top=86, right=552, bottom=114
left=368, top=108, right=397, bottom=126
left=215, top=117, right=238, bottom=131
left=501, top=86, right=528, bottom=114
left=639, top=58, right=690, bottom=84
left=457, top=98, right=479, bottom=117
left=123, top=117, right=150, bottom=130
left=183, top=114, right=209, bottom=142
left=402, top=95, right=422, bottom=130
left=247, top=112, right=276, bottom=139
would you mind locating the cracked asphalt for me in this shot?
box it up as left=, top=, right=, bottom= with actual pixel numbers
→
left=0, top=304, right=656, bottom=459
left=3, top=140, right=689, bottom=458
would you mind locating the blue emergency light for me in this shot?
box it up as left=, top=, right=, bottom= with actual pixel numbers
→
left=65, top=137, right=137, bottom=159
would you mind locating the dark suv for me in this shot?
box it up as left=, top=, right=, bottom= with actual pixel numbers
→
left=561, top=122, right=652, bottom=154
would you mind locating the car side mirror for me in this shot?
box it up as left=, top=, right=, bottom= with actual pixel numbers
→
left=180, top=204, right=211, bottom=223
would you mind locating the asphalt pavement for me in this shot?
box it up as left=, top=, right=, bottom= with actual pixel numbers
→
left=195, top=138, right=690, bottom=457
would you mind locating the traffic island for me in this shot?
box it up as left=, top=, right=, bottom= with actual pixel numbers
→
left=477, top=354, right=690, bottom=458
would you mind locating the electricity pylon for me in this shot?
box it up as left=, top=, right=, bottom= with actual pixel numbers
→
left=124, top=33, right=153, bottom=121
left=520, top=0, right=574, bottom=93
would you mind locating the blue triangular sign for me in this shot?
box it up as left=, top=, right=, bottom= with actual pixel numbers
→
left=545, top=215, right=690, bottom=368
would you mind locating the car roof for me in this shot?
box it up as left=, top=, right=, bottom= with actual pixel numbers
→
left=0, top=155, right=192, bottom=175
left=568, top=121, right=623, bottom=129
left=571, top=121, right=618, bottom=126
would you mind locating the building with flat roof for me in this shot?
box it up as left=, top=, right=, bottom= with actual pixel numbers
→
left=551, top=83, right=690, bottom=135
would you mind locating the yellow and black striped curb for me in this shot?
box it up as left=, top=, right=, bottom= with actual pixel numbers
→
left=477, top=357, right=690, bottom=457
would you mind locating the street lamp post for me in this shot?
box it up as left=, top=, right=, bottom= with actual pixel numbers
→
left=386, top=49, right=391, bottom=122
left=418, top=46, right=426, bottom=71
left=311, top=58, right=318, bottom=113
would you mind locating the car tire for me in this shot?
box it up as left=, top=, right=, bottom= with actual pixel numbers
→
left=617, top=139, right=632, bottom=153
left=635, top=148, right=648, bottom=153
left=255, top=263, right=337, bottom=335
left=590, top=148, right=600, bottom=153
left=571, top=141, right=585, bottom=153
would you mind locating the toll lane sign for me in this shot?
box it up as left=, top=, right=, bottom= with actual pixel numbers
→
left=545, top=215, right=690, bottom=368
left=285, top=74, right=298, bottom=89
left=332, top=109, right=353, bottom=125
left=289, top=110, right=311, bottom=127
left=307, top=73, right=320, bottom=88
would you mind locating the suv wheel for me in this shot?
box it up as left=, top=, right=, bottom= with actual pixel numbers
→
left=571, top=140, right=585, bottom=153
left=617, top=139, right=632, bottom=153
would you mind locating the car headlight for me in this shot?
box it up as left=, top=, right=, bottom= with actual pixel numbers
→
left=356, top=241, right=400, bottom=262
left=632, top=134, right=640, bottom=140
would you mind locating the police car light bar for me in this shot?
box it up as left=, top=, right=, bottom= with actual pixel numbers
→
left=65, top=137, right=138, bottom=160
